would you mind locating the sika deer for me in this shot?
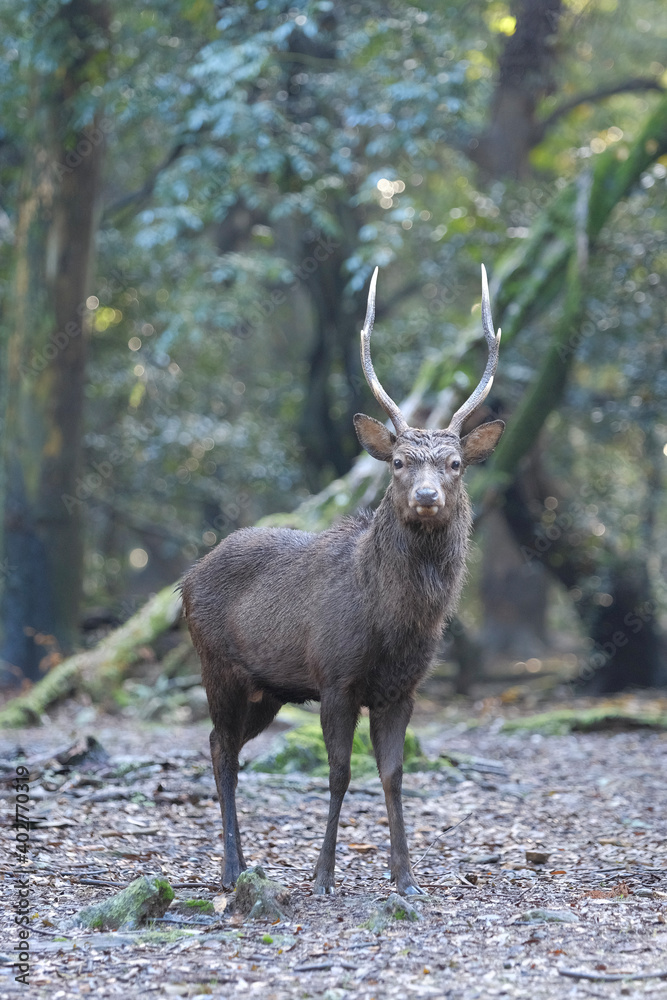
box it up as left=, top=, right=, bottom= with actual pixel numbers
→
left=182, top=266, right=504, bottom=895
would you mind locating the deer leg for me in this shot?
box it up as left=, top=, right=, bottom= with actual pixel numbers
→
left=210, top=692, right=283, bottom=890
left=370, top=696, right=424, bottom=896
left=242, top=694, right=283, bottom=745
left=208, top=694, right=282, bottom=881
left=313, top=690, right=359, bottom=895
left=208, top=681, right=250, bottom=890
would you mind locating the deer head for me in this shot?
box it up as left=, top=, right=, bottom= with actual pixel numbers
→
left=354, top=266, right=505, bottom=526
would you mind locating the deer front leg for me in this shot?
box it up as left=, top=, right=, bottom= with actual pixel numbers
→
left=370, top=696, right=424, bottom=896
left=313, top=690, right=359, bottom=895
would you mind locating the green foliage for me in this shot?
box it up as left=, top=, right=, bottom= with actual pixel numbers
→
left=250, top=716, right=431, bottom=777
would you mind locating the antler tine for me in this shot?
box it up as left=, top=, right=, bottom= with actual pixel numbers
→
left=447, top=264, right=501, bottom=437
left=360, top=267, right=409, bottom=435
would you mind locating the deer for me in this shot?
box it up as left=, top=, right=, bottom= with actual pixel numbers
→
left=181, top=265, right=504, bottom=896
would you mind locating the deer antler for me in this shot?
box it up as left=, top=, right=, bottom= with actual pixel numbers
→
left=447, top=264, right=501, bottom=437
left=360, top=267, right=409, bottom=435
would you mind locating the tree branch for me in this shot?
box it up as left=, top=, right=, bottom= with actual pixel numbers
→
left=537, top=77, right=665, bottom=137
left=102, top=140, right=190, bottom=224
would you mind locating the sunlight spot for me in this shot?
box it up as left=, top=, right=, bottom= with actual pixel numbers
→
left=129, top=548, right=148, bottom=569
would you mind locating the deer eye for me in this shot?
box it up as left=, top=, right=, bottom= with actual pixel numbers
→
left=393, top=459, right=403, bottom=470
left=451, top=459, right=461, bottom=471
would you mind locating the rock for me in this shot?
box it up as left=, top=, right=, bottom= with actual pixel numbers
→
left=76, top=876, right=174, bottom=931
left=231, top=866, right=292, bottom=921
left=518, top=908, right=579, bottom=924
left=525, top=850, right=551, bottom=865
left=365, top=891, right=422, bottom=933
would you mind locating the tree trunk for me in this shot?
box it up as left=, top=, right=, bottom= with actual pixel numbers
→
left=480, top=508, right=549, bottom=662
left=470, top=0, right=563, bottom=178
left=503, top=474, right=666, bottom=692
left=0, top=0, right=110, bottom=684
left=582, top=561, right=665, bottom=693
left=298, top=214, right=366, bottom=488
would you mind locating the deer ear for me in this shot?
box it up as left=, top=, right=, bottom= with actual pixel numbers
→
left=354, top=413, right=396, bottom=462
left=460, top=419, right=505, bottom=465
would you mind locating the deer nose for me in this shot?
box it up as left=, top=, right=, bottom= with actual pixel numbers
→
left=414, top=487, right=439, bottom=506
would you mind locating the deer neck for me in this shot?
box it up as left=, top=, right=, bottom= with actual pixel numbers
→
left=358, top=486, right=472, bottom=621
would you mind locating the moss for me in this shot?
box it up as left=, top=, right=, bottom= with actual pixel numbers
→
left=76, top=875, right=175, bottom=931
left=154, top=879, right=175, bottom=904
left=233, top=866, right=292, bottom=921
left=250, top=716, right=433, bottom=777
left=363, top=892, right=422, bottom=933
left=501, top=705, right=667, bottom=736
left=183, top=899, right=215, bottom=914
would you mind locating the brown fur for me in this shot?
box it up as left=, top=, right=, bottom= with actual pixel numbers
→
left=182, top=416, right=504, bottom=895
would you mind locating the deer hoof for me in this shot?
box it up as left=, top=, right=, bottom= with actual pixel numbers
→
left=314, top=885, right=335, bottom=896
left=222, top=862, right=246, bottom=890
left=402, top=883, right=426, bottom=896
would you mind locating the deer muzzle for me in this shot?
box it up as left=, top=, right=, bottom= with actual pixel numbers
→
left=411, top=486, right=443, bottom=517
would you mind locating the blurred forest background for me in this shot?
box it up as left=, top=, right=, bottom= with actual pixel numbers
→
left=0, top=0, right=666, bottom=713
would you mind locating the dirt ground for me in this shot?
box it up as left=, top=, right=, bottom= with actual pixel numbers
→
left=1, top=696, right=666, bottom=1000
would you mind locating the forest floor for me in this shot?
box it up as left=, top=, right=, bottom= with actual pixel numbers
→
left=1, top=691, right=666, bottom=1000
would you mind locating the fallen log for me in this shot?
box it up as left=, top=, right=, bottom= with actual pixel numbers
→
left=0, top=584, right=182, bottom=727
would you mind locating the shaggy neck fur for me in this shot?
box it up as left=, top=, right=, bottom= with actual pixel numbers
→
left=356, top=481, right=472, bottom=632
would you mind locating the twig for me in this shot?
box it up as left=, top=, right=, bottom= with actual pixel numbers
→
left=70, top=877, right=124, bottom=888
left=413, top=813, right=472, bottom=869
left=558, top=968, right=667, bottom=983
left=29, top=925, right=74, bottom=937
left=150, top=916, right=219, bottom=927
left=170, top=882, right=222, bottom=890
left=293, top=961, right=357, bottom=972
